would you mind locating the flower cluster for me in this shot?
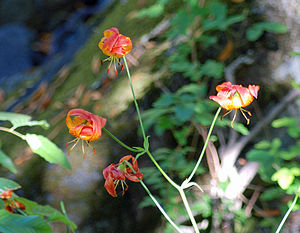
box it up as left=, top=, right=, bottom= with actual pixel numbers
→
left=210, top=81, right=260, bottom=127
left=98, top=27, right=132, bottom=76
left=66, top=108, right=106, bottom=158
left=0, top=190, right=25, bottom=213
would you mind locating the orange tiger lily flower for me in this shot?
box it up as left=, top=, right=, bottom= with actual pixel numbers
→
left=66, top=108, right=107, bottom=158
left=210, top=82, right=260, bottom=127
left=98, top=27, right=132, bottom=76
left=103, top=155, right=143, bottom=197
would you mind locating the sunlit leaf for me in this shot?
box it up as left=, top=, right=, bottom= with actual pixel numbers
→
left=272, top=117, right=299, bottom=138
left=0, top=178, right=20, bottom=193
left=25, top=134, right=71, bottom=170
left=0, top=209, right=52, bottom=233
left=290, top=51, right=300, bottom=56
left=0, top=112, right=49, bottom=129
left=271, top=168, right=295, bottom=190
left=0, top=149, right=17, bottom=174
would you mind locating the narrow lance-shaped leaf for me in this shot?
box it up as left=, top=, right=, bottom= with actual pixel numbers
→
left=0, top=149, right=17, bottom=174
left=0, top=178, right=20, bottom=193
left=0, top=209, right=53, bottom=233
left=25, top=134, right=71, bottom=170
left=0, top=112, right=49, bottom=129
left=17, top=197, right=77, bottom=231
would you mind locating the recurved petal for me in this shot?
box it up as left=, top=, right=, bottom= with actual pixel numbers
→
left=248, top=85, right=260, bottom=99
left=104, top=174, right=117, bottom=197
left=216, top=81, right=233, bottom=92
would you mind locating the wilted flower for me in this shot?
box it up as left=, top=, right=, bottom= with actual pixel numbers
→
left=209, top=81, right=260, bottom=127
left=66, top=108, right=107, bottom=158
left=98, top=27, right=132, bottom=76
left=103, top=155, right=143, bottom=197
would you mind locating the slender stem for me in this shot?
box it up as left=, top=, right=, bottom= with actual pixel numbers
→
left=185, top=107, right=221, bottom=184
left=275, top=190, right=299, bottom=233
left=0, top=127, right=26, bottom=140
left=123, top=160, right=183, bottom=233
left=140, top=179, right=183, bottom=233
left=146, top=150, right=180, bottom=189
left=179, top=188, right=200, bottom=233
left=103, top=127, right=141, bottom=153
left=123, top=56, right=146, bottom=141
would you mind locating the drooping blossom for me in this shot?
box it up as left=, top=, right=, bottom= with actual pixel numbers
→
left=103, top=155, right=143, bottom=197
left=0, top=189, right=25, bottom=213
left=98, top=27, right=132, bottom=76
left=209, top=82, right=260, bottom=127
left=66, top=108, right=107, bottom=158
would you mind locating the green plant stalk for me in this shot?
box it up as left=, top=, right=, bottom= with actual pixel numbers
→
left=123, top=160, right=183, bottom=233
left=275, top=190, right=299, bottom=233
left=179, top=188, right=200, bottom=233
left=103, top=127, right=141, bottom=153
left=123, top=56, right=146, bottom=141
left=0, top=127, right=26, bottom=140
left=185, top=107, right=221, bottom=184
left=146, top=150, right=180, bottom=189
left=123, top=56, right=201, bottom=232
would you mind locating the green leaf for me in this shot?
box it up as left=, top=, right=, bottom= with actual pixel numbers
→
left=153, top=93, right=175, bottom=108
left=271, top=168, right=295, bottom=190
left=290, top=51, right=300, bottom=56
left=136, top=2, right=166, bottom=18
left=272, top=117, right=299, bottom=138
left=0, top=209, right=53, bottom=233
left=0, top=112, right=49, bottom=129
left=246, top=149, right=275, bottom=182
left=0, top=178, right=21, bottom=193
left=246, top=22, right=288, bottom=41
left=260, top=187, right=283, bottom=201
left=17, top=198, right=77, bottom=231
left=246, top=26, right=264, bottom=41
left=25, top=134, right=71, bottom=170
left=259, top=22, right=288, bottom=34
left=200, top=60, right=224, bottom=79
left=174, top=104, right=194, bottom=123
left=0, top=149, right=17, bottom=174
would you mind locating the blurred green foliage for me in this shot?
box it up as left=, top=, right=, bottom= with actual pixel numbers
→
left=136, top=0, right=294, bottom=232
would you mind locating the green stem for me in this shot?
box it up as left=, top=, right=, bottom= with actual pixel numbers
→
left=103, top=127, right=141, bottom=153
left=146, top=150, right=180, bottom=189
left=0, top=127, right=26, bottom=140
left=185, top=107, right=221, bottom=184
left=179, top=188, right=200, bottom=233
left=275, top=190, right=299, bottom=233
left=123, top=160, right=183, bottom=233
left=123, top=56, right=146, bottom=141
